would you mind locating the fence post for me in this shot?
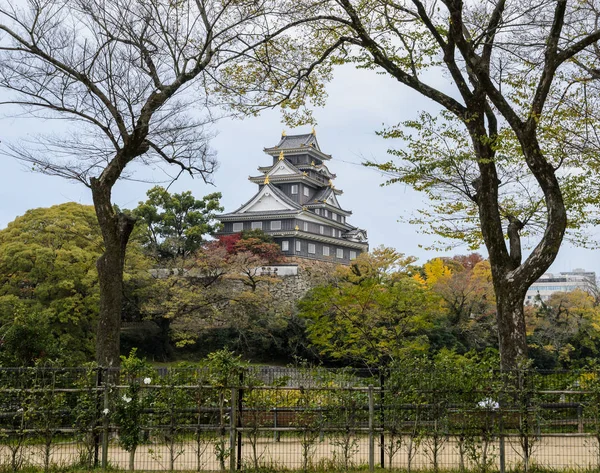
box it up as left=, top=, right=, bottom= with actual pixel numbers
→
left=101, top=371, right=109, bottom=470
left=379, top=371, right=385, bottom=469
left=94, top=368, right=102, bottom=468
left=229, top=387, right=238, bottom=473
left=237, top=371, right=244, bottom=470
left=499, top=379, right=506, bottom=473
left=368, top=385, right=375, bottom=473
left=273, top=407, right=280, bottom=442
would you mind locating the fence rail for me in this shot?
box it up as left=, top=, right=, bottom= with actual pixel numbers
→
left=1, top=366, right=600, bottom=471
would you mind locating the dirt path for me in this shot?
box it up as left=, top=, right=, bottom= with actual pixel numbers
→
left=1, top=435, right=597, bottom=471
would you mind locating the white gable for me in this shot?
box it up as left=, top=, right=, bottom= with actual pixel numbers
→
left=238, top=186, right=295, bottom=213
left=268, top=161, right=298, bottom=176
left=326, top=192, right=341, bottom=208
left=347, top=230, right=368, bottom=242
left=317, top=164, right=333, bottom=178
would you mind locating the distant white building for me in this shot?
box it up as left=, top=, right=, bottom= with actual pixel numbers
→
left=525, top=269, right=597, bottom=304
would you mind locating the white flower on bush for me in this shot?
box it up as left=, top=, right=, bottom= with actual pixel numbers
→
left=16, top=408, right=23, bottom=413
left=122, top=395, right=132, bottom=403
left=477, top=398, right=499, bottom=410
left=143, top=377, right=152, bottom=385
left=103, top=408, right=110, bottom=415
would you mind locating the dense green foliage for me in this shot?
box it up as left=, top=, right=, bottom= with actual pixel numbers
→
left=0, top=203, right=102, bottom=365
left=134, top=186, right=223, bottom=263
left=298, top=247, right=440, bottom=364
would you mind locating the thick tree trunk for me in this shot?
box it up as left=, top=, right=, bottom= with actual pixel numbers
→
left=92, top=179, right=136, bottom=367
left=494, top=284, right=528, bottom=371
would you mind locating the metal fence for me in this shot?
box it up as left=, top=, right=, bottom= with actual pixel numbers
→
left=1, top=366, right=600, bottom=471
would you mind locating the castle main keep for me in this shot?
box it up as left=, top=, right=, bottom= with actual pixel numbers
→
left=216, top=131, right=368, bottom=264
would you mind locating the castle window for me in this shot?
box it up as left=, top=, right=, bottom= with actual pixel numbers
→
left=336, top=248, right=344, bottom=259
left=295, top=241, right=302, bottom=252
left=282, top=241, right=289, bottom=251
left=324, top=209, right=329, bottom=218
left=303, top=187, right=310, bottom=197
left=233, top=223, right=243, bottom=232
left=271, top=221, right=281, bottom=230
left=315, top=209, right=320, bottom=215
left=303, top=222, right=308, bottom=232
left=332, top=212, right=337, bottom=221
left=308, top=243, right=316, bottom=254
left=251, top=221, right=262, bottom=230
left=291, top=185, right=298, bottom=194
left=350, top=251, right=357, bottom=260
left=319, top=225, right=324, bottom=235
left=323, top=246, right=329, bottom=256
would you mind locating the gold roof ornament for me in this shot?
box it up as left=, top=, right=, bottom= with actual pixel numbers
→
left=295, top=225, right=299, bottom=231
left=311, top=160, right=315, bottom=166
left=264, top=175, right=270, bottom=184
left=328, top=179, right=334, bottom=187
left=278, top=151, right=284, bottom=161
left=282, top=130, right=286, bottom=136
left=311, top=126, right=316, bottom=135
left=302, top=171, right=308, bottom=176
left=302, top=206, right=308, bottom=211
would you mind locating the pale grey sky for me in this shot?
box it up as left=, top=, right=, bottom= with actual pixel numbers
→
left=0, top=64, right=598, bottom=273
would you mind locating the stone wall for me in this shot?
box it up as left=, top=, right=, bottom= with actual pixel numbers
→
left=265, top=257, right=338, bottom=307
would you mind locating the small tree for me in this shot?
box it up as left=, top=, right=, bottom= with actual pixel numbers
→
left=112, top=350, right=153, bottom=471
left=134, top=187, right=223, bottom=265
left=299, top=247, right=439, bottom=366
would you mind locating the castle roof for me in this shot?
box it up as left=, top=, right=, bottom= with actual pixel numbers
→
left=264, top=132, right=332, bottom=161
left=274, top=133, right=320, bottom=150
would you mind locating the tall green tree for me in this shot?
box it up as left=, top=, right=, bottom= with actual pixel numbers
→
left=0, top=203, right=102, bottom=364
left=303, top=0, right=600, bottom=368
left=134, top=186, right=222, bottom=263
left=298, top=247, right=441, bottom=366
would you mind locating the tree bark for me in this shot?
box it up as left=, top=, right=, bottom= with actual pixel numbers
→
left=493, top=282, right=528, bottom=370
left=92, top=178, right=136, bottom=367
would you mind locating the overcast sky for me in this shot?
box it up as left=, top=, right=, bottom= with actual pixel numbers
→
left=1, top=64, right=598, bottom=274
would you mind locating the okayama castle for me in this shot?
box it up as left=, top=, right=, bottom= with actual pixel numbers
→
left=216, top=131, right=369, bottom=264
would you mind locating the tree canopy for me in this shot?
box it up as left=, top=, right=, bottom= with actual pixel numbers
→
left=0, top=203, right=102, bottom=365
left=298, top=247, right=441, bottom=365
left=134, top=186, right=223, bottom=263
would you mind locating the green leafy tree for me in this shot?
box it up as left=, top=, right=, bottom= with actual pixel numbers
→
left=298, top=247, right=440, bottom=365
left=527, top=289, right=600, bottom=368
left=427, top=257, right=497, bottom=353
left=0, top=204, right=102, bottom=365
left=302, top=0, right=600, bottom=369
left=0, top=203, right=150, bottom=365
left=134, top=187, right=223, bottom=263
left=113, top=349, right=153, bottom=471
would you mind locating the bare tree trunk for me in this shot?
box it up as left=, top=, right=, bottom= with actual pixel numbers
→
left=495, top=286, right=528, bottom=371
left=93, top=179, right=136, bottom=367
